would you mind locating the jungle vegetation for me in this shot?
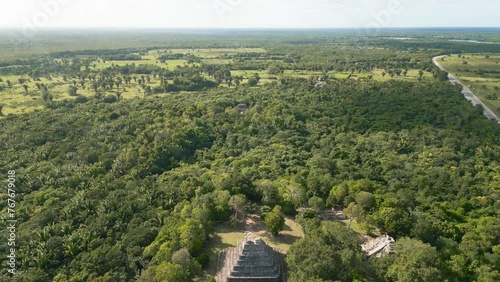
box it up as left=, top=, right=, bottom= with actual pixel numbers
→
left=0, top=29, right=499, bottom=281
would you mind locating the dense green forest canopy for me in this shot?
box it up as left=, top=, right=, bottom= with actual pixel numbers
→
left=0, top=30, right=499, bottom=281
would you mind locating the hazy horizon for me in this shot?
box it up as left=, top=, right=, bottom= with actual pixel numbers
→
left=1, top=0, right=499, bottom=30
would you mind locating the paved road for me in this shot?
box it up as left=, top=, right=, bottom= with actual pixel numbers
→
left=433, top=56, right=500, bottom=123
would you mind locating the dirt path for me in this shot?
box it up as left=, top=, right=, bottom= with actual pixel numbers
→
left=433, top=55, right=500, bottom=123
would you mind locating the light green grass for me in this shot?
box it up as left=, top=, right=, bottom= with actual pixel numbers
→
left=87, top=58, right=192, bottom=71
left=439, top=54, right=500, bottom=114
left=154, top=48, right=266, bottom=59
left=0, top=73, right=168, bottom=117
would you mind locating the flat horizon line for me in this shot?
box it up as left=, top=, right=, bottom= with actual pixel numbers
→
left=1, top=26, right=499, bottom=31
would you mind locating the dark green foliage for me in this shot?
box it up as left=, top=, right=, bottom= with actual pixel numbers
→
left=67, top=85, right=78, bottom=96
left=1, top=34, right=499, bottom=281
left=1, top=77, right=498, bottom=281
left=264, top=205, right=285, bottom=236
left=247, top=77, right=258, bottom=86
left=286, top=222, right=364, bottom=281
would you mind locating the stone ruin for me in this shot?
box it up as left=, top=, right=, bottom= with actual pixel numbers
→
left=361, top=234, right=396, bottom=257
left=216, top=233, right=286, bottom=282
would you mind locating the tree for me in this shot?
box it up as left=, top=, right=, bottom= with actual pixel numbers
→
left=22, top=84, right=29, bottom=93
left=343, top=202, right=363, bottom=229
left=265, top=205, right=285, bottom=236
left=355, top=191, right=375, bottom=210
left=68, top=85, right=78, bottom=96
left=145, top=86, right=152, bottom=96
left=91, top=82, right=100, bottom=97
left=42, top=88, right=53, bottom=102
left=373, top=207, right=412, bottom=237
left=286, top=237, right=337, bottom=281
left=381, top=71, right=387, bottom=78
left=155, top=262, right=185, bottom=282
left=308, top=196, right=325, bottom=212
left=268, top=65, right=283, bottom=75
left=229, top=194, right=248, bottom=220
left=247, top=77, right=258, bottom=86
left=179, top=219, right=206, bottom=253
left=287, top=222, right=364, bottom=281
left=213, top=190, right=231, bottom=221
left=171, top=248, right=202, bottom=278
left=327, top=183, right=349, bottom=208
left=386, top=238, right=443, bottom=282
left=278, top=178, right=306, bottom=209
left=0, top=104, right=3, bottom=116
left=234, top=76, right=241, bottom=87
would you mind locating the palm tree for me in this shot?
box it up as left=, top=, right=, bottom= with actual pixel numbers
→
left=42, top=88, right=52, bottom=102
left=91, top=81, right=99, bottom=97
left=22, top=84, right=28, bottom=93
left=388, top=69, right=395, bottom=78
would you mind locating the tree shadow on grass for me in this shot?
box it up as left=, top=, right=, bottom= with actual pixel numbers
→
left=203, top=233, right=235, bottom=276
left=205, top=233, right=235, bottom=251
left=271, top=233, right=302, bottom=246
left=214, top=222, right=247, bottom=233
left=282, top=224, right=293, bottom=232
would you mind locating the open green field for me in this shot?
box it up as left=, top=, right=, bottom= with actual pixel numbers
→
left=156, top=47, right=266, bottom=58
left=0, top=64, right=436, bottom=118
left=0, top=42, right=475, bottom=119
left=439, top=54, right=500, bottom=114
left=0, top=47, right=270, bottom=117
left=0, top=74, right=155, bottom=115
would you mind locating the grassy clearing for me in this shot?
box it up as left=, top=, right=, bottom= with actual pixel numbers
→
left=0, top=74, right=161, bottom=117
left=156, top=48, right=266, bottom=58
left=0, top=45, right=441, bottom=117
left=203, top=214, right=304, bottom=277
left=439, top=54, right=500, bottom=114
left=87, top=58, right=192, bottom=70
left=283, top=68, right=435, bottom=82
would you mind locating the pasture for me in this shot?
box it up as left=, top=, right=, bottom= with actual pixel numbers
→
left=439, top=54, right=500, bottom=114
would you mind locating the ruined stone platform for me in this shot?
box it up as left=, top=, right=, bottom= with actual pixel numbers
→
left=216, top=233, right=286, bottom=282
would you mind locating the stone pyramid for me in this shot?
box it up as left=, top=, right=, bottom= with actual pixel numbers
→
left=217, top=234, right=285, bottom=282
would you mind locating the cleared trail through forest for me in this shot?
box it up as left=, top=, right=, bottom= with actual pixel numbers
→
left=433, top=55, right=500, bottom=123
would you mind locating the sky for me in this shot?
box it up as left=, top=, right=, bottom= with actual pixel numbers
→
left=0, top=0, right=499, bottom=30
